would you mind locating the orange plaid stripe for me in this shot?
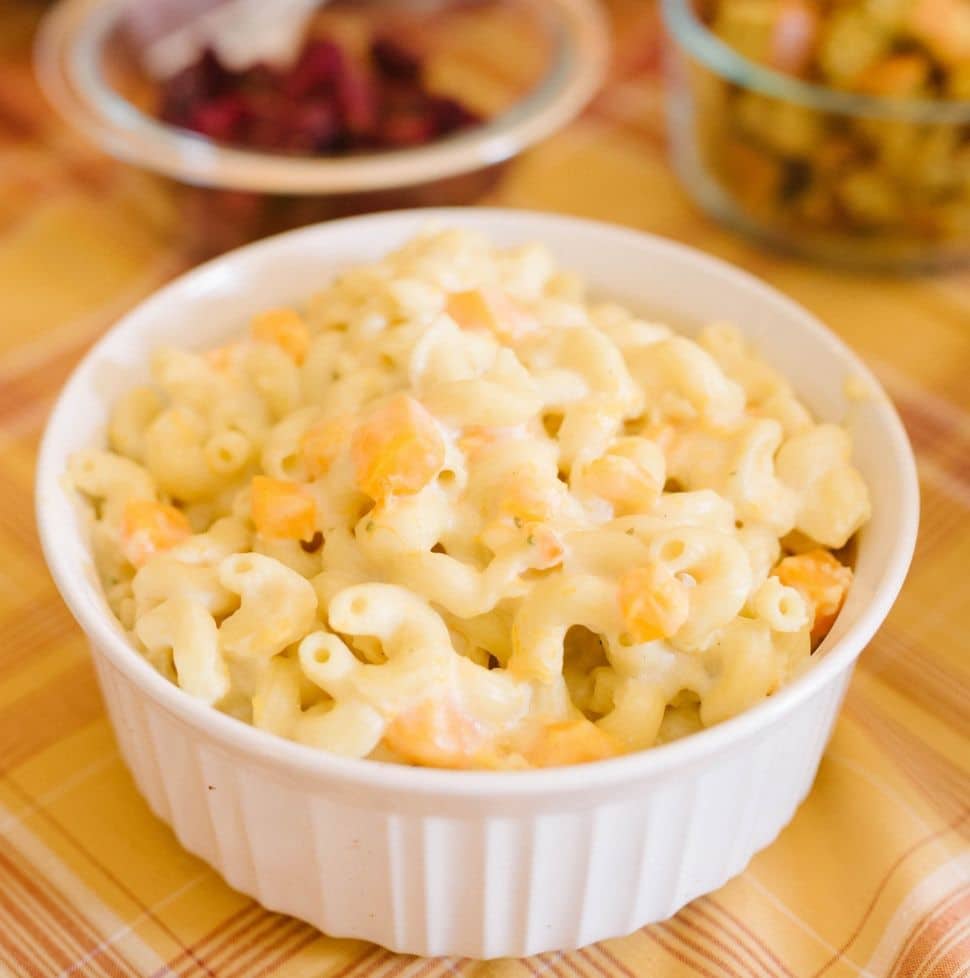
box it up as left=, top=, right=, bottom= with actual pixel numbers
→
left=1, top=0, right=968, bottom=975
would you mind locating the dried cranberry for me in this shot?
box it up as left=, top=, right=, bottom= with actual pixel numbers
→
left=371, top=37, right=422, bottom=81
left=285, top=100, right=340, bottom=152
left=187, top=93, right=250, bottom=142
left=333, top=60, right=379, bottom=141
left=159, top=95, right=186, bottom=127
left=159, top=70, right=200, bottom=124
left=427, top=95, right=482, bottom=134
left=244, top=62, right=283, bottom=96
left=380, top=109, right=438, bottom=147
left=283, top=39, right=344, bottom=99
left=159, top=46, right=236, bottom=127
left=381, top=78, right=428, bottom=114
left=154, top=31, right=483, bottom=155
left=172, top=47, right=230, bottom=102
left=240, top=93, right=289, bottom=150
left=196, top=47, right=233, bottom=95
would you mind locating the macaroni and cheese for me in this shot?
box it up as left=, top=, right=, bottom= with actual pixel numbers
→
left=70, top=229, right=870, bottom=769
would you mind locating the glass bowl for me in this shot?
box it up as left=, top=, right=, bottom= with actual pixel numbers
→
left=662, top=0, right=970, bottom=271
left=35, top=0, right=608, bottom=254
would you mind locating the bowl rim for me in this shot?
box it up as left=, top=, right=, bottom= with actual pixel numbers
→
left=35, top=207, right=920, bottom=798
left=661, top=0, right=970, bottom=124
left=34, top=0, right=609, bottom=194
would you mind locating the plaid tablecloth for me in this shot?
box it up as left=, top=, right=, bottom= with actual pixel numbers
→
left=1, top=1, right=968, bottom=975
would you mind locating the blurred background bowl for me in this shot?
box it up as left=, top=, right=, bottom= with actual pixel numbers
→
left=36, top=0, right=608, bottom=255
left=662, top=0, right=970, bottom=271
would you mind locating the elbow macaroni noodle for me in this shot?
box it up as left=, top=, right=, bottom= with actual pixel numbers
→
left=69, top=229, right=871, bottom=769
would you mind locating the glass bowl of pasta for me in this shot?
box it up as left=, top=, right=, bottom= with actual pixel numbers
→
left=36, top=209, right=918, bottom=958
left=662, top=0, right=970, bottom=270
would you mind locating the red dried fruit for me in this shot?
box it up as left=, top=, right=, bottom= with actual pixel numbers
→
left=286, top=100, right=340, bottom=152
left=282, top=39, right=344, bottom=99
left=427, top=95, right=482, bottom=134
left=154, top=32, right=482, bottom=155
left=243, top=63, right=283, bottom=95
left=333, top=58, right=379, bottom=140
left=381, top=78, right=429, bottom=116
left=187, top=93, right=250, bottom=142
left=160, top=46, right=232, bottom=123
left=238, top=92, right=286, bottom=150
left=371, top=37, right=422, bottom=80
left=381, top=109, right=438, bottom=147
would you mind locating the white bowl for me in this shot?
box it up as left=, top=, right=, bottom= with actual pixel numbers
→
left=36, top=209, right=918, bottom=958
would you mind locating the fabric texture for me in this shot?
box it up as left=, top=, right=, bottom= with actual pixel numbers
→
left=0, top=1, right=967, bottom=975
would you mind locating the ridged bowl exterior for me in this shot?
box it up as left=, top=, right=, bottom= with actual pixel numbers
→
left=37, top=209, right=919, bottom=960
left=93, top=648, right=851, bottom=957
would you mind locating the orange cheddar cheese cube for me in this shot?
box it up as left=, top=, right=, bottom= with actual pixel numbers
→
left=120, top=500, right=192, bottom=568
left=498, top=472, right=559, bottom=524
left=205, top=343, right=241, bottom=372
left=581, top=453, right=660, bottom=516
left=251, top=307, right=311, bottom=364
left=775, top=548, right=853, bottom=645
left=384, top=697, right=490, bottom=769
left=617, top=562, right=690, bottom=644
left=446, top=288, right=535, bottom=343
left=522, top=717, right=621, bottom=768
left=351, top=394, right=444, bottom=500
left=251, top=475, right=318, bottom=540
left=301, top=415, right=349, bottom=479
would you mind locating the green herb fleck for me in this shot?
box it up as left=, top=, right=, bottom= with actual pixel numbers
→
left=513, top=516, right=523, bottom=528
left=625, top=528, right=635, bottom=536
left=365, top=520, right=375, bottom=532
left=527, top=534, right=535, bottom=545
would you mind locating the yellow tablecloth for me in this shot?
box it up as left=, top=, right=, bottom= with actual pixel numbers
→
left=1, top=2, right=968, bottom=975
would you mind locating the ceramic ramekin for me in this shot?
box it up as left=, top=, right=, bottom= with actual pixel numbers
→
left=36, top=209, right=919, bottom=958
